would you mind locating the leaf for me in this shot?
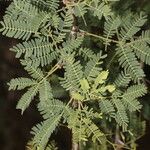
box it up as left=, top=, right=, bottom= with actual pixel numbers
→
left=85, top=52, right=106, bottom=81
left=8, top=77, right=37, bottom=90
left=68, top=110, right=87, bottom=143
left=72, top=92, right=84, bottom=101
left=60, top=52, right=83, bottom=92
left=99, top=99, right=115, bottom=114
left=39, top=80, right=54, bottom=106
left=74, top=2, right=87, bottom=25
left=120, top=12, right=147, bottom=41
left=93, top=2, right=112, bottom=20
left=94, top=71, right=109, bottom=88
left=80, top=78, right=90, bottom=93
left=32, top=115, right=61, bottom=150
left=117, top=46, right=145, bottom=82
left=83, top=118, right=104, bottom=143
left=16, top=86, right=39, bottom=114
left=10, top=38, right=53, bottom=58
left=104, top=16, right=121, bottom=48
left=122, top=84, right=147, bottom=100
left=78, top=48, right=95, bottom=61
left=21, top=60, right=44, bottom=80
left=74, top=2, right=87, bottom=17
left=114, top=71, right=131, bottom=87
left=131, top=43, right=150, bottom=65
left=112, top=99, right=129, bottom=131
left=38, top=99, right=70, bottom=120
left=105, top=85, right=116, bottom=92
left=0, top=19, right=39, bottom=40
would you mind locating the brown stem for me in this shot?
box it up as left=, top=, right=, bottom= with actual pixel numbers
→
left=115, top=126, right=124, bottom=150
left=72, top=143, right=79, bottom=150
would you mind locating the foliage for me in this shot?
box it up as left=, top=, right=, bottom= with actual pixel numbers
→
left=1, top=0, right=150, bottom=149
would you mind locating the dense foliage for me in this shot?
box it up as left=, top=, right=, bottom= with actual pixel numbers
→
left=0, top=0, right=150, bottom=149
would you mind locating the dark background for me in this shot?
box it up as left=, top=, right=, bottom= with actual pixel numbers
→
left=0, top=1, right=150, bottom=150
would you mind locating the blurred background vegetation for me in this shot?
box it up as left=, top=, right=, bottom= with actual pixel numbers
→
left=0, top=0, right=150, bottom=150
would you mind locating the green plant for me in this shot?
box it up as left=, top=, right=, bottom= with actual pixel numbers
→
left=1, top=0, right=149, bottom=149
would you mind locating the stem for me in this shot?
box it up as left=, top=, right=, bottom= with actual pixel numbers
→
left=39, top=63, right=60, bottom=84
left=72, top=143, right=79, bottom=150
left=82, top=30, right=119, bottom=44
left=107, top=139, right=117, bottom=150
left=106, top=52, right=117, bottom=69
left=115, top=126, right=124, bottom=150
